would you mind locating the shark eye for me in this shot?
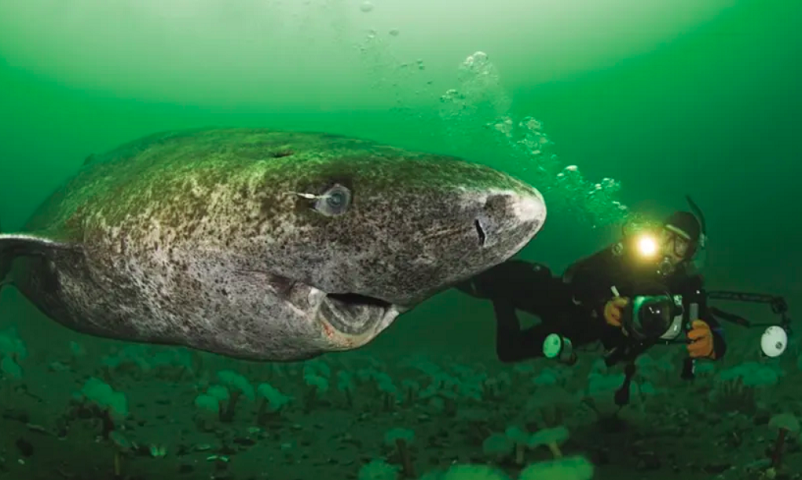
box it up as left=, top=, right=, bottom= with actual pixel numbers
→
left=315, top=184, right=351, bottom=216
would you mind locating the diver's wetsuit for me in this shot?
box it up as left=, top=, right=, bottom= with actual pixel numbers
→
left=456, top=260, right=611, bottom=362
left=458, top=243, right=727, bottom=363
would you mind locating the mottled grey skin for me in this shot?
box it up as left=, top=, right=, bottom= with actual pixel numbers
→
left=0, top=128, right=546, bottom=361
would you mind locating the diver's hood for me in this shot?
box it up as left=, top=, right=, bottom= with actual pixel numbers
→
left=684, top=195, right=708, bottom=270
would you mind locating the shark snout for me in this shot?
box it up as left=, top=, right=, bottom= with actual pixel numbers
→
left=472, top=189, right=546, bottom=249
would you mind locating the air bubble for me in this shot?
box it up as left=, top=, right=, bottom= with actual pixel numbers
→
left=360, top=1, right=374, bottom=13
left=435, top=50, right=630, bottom=228
left=462, top=51, right=490, bottom=71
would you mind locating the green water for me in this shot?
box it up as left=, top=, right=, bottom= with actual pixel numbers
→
left=0, top=1, right=800, bottom=479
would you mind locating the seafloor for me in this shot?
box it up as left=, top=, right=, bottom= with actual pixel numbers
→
left=1, top=326, right=800, bottom=480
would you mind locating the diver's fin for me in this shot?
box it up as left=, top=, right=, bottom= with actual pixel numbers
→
left=0, top=233, right=76, bottom=286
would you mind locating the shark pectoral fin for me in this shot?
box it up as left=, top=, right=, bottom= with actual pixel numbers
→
left=0, top=233, right=76, bottom=285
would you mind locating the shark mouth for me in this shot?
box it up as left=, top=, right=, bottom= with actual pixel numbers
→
left=327, top=292, right=392, bottom=309
left=319, top=292, right=399, bottom=341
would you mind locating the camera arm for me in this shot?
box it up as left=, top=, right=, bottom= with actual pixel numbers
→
left=705, top=290, right=790, bottom=332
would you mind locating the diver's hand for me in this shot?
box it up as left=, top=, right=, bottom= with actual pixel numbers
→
left=603, top=297, right=629, bottom=327
left=687, top=320, right=716, bottom=359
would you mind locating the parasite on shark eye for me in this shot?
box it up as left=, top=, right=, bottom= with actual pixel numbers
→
left=314, top=184, right=351, bottom=217
left=289, top=191, right=318, bottom=200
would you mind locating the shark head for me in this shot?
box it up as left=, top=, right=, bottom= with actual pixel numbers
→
left=248, top=134, right=547, bottom=359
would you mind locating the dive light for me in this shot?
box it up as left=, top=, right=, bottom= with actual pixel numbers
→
left=542, top=333, right=577, bottom=365
left=635, top=235, right=658, bottom=258
left=761, top=326, right=788, bottom=358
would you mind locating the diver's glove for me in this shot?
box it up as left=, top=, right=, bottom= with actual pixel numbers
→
left=603, top=297, right=629, bottom=327
left=687, top=320, right=716, bottom=359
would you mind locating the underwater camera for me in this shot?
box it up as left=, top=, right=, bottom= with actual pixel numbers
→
left=611, top=286, right=791, bottom=406
left=617, top=283, right=700, bottom=344
left=543, top=283, right=792, bottom=371
left=618, top=283, right=792, bottom=359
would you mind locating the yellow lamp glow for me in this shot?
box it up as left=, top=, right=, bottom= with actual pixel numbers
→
left=637, top=235, right=658, bottom=257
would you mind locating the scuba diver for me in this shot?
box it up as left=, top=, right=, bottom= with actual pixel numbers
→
left=457, top=196, right=792, bottom=405
left=456, top=198, right=724, bottom=369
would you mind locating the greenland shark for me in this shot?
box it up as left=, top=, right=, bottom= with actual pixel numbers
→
left=0, top=128, right=546, bottom=361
